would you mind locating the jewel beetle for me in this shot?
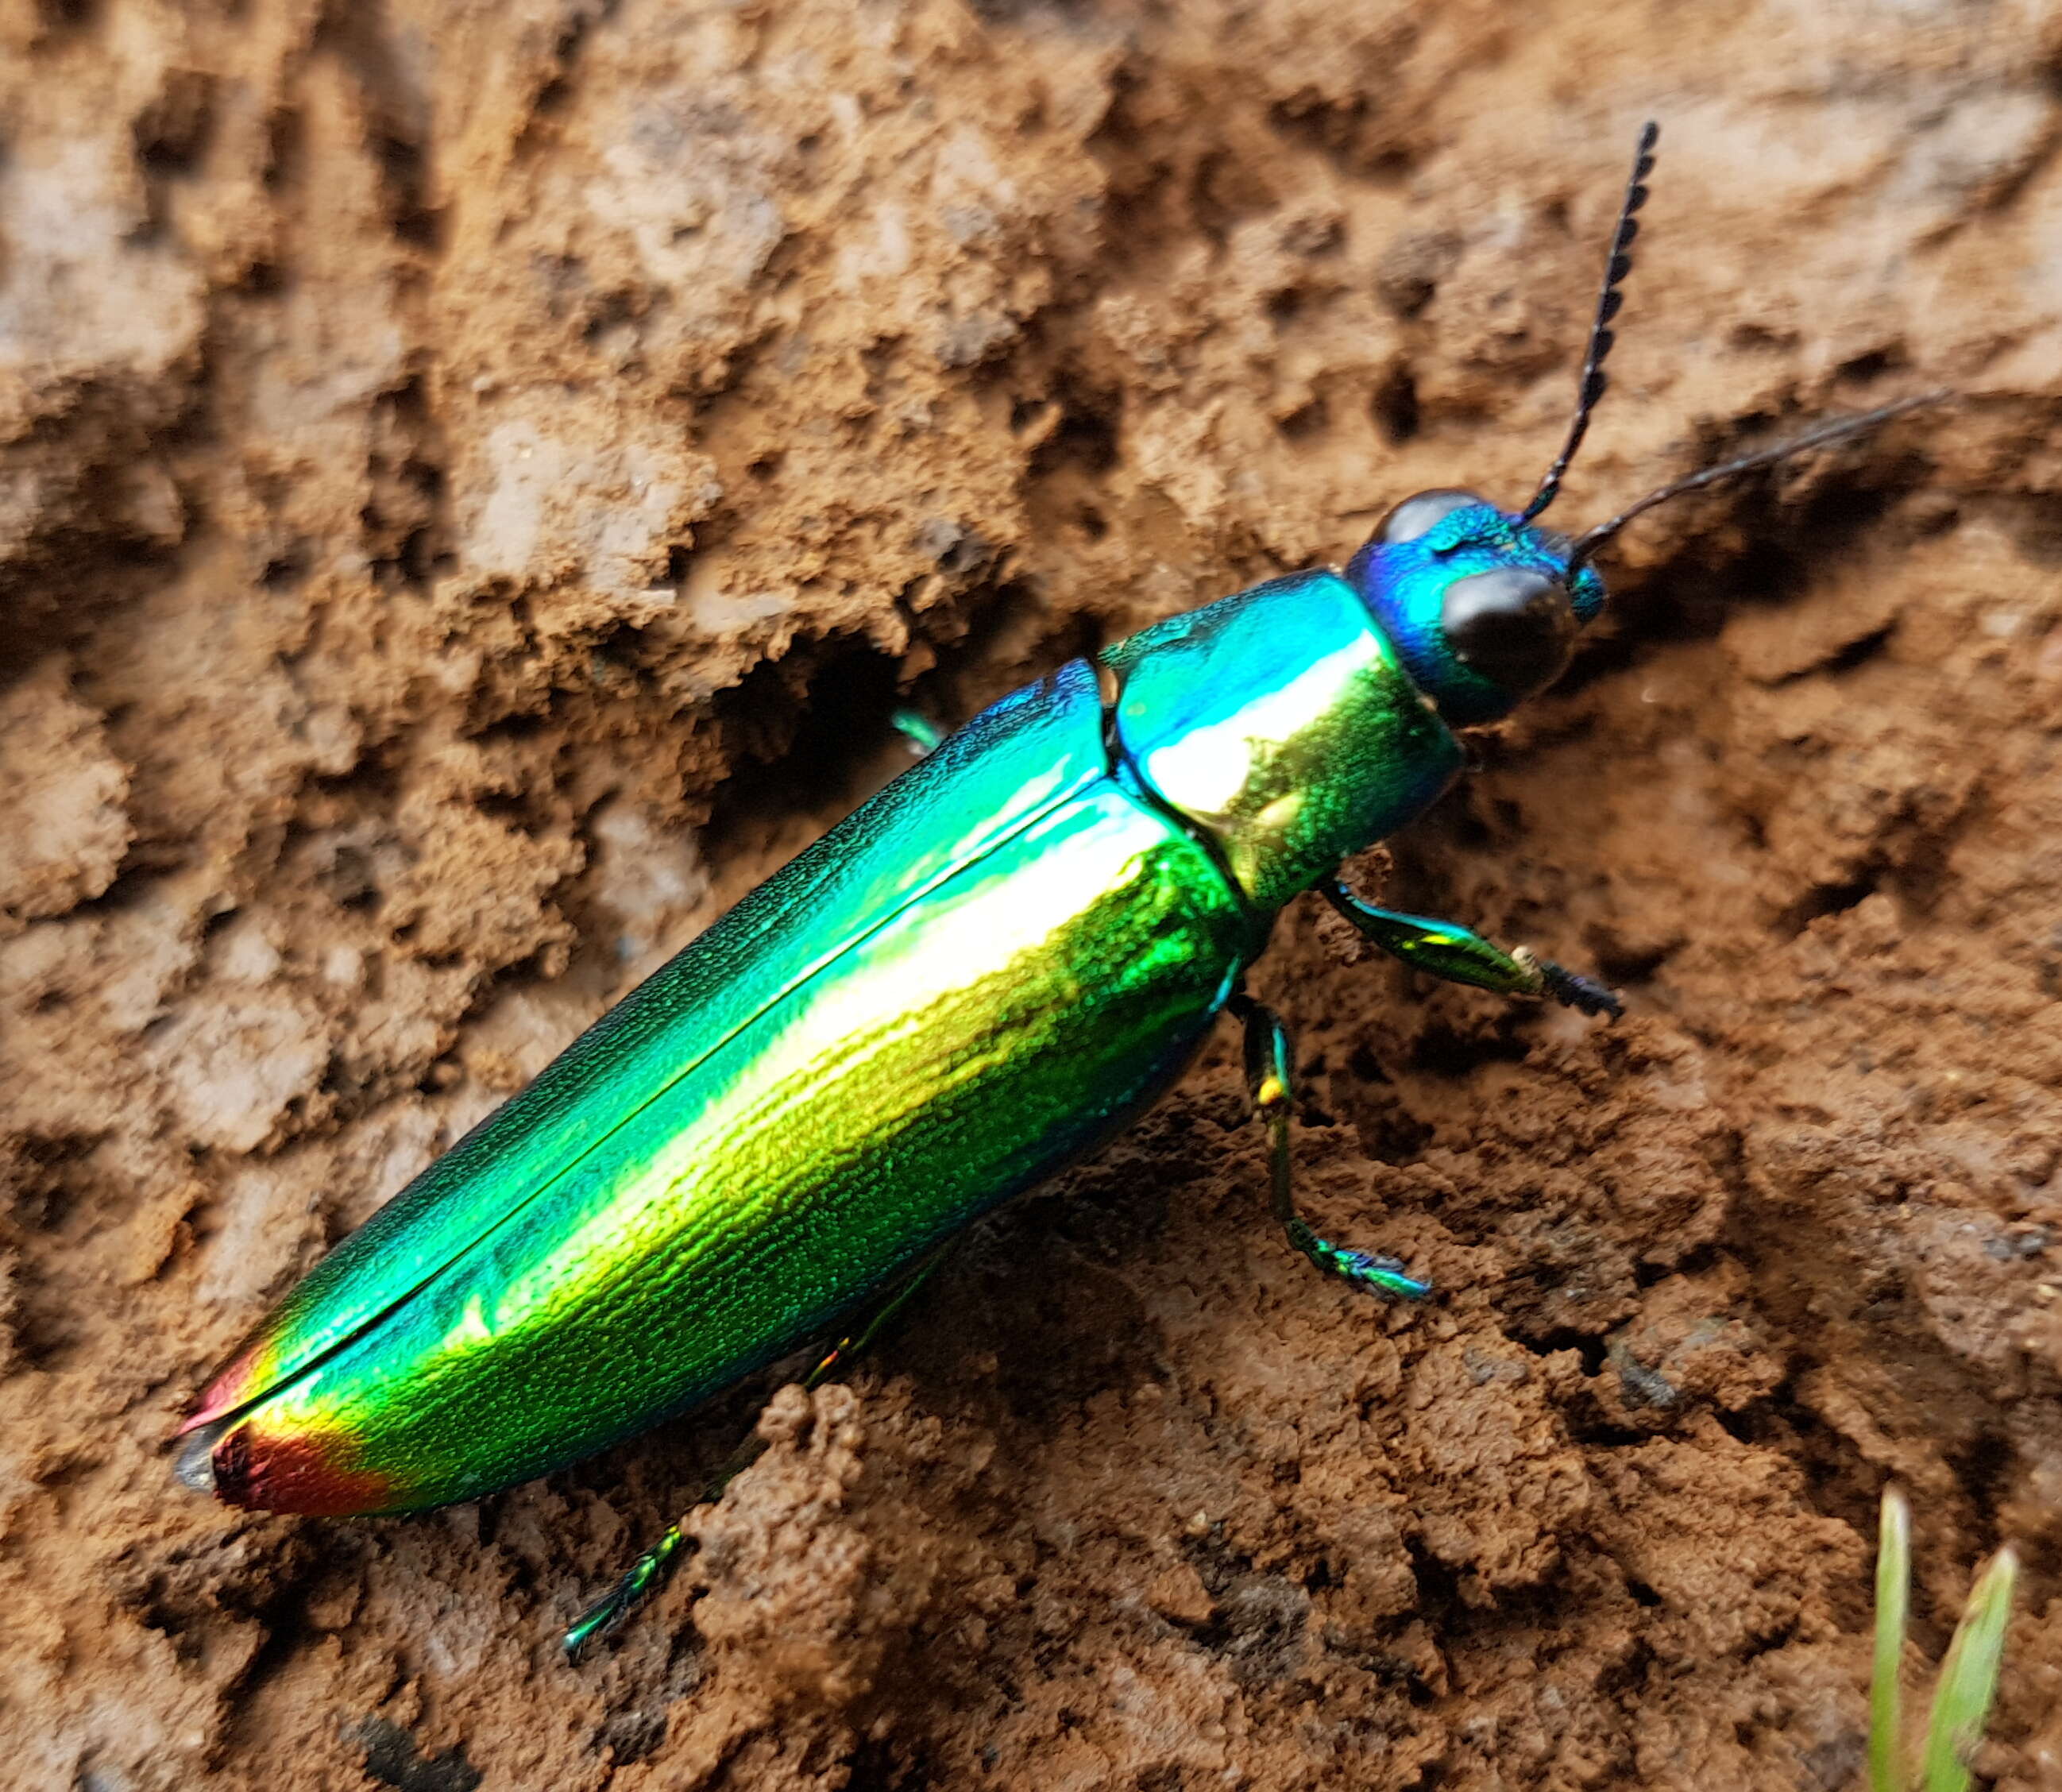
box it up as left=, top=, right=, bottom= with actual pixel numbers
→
left=176, top=123, right=1936, bottom=1651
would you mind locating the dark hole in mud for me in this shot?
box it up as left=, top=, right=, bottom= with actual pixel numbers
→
left=694, top=635, right=907, bottom=856
left=1407, top=1021, right=1534, bottom=1079
left=1514, top=1327, right=1610, bottom=1377
left=1276, top=394, right=1328, bottom=441
left=1373, top=362, right=1420, bottom=446
left=1027, top=392, right=1121, bottom=479
left=1776, top=872, right=1879, bottom=939
left=346, top=1718, right=483, bottom=1792
left=1834, top=346, right=1907, bottom=387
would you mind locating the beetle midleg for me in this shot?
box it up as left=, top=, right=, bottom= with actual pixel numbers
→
left=564, top=1241, right=956, bottom=1659
left=1226, top=991, right=1430, bottom=1301
left=889, top=705, right=944, bottom=757
left=1321, top=879, right=1621, bottom=1018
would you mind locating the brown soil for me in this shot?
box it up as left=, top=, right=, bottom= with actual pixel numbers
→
left=6, top=3, right=2062, bottom=1788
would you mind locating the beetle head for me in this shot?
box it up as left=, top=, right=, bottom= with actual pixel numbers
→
left=1348, top=121, right=1939, bottom=728
left=1348, top=493, right=1601, bottom=728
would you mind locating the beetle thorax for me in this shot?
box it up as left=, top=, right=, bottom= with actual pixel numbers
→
left=1098, top=570, right=1466, bottom=915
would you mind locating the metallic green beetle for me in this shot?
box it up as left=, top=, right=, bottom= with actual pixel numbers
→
left=176, top=125, right=1929, bottom=1646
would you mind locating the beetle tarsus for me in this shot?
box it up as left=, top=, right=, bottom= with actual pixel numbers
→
left=1530, top=955, right=1624, bottom=1020
left=563, top=1437, right=766, bottom=1659
left=1230, top=991, right=1429, bottom=1301
left=1284, top=1218, right=1432, bottom=1300
left=565, top=1525, right=687, bottom=1660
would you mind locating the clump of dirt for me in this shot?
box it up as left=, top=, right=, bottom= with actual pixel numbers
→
left=5, top=3, right=2061, bottom=1788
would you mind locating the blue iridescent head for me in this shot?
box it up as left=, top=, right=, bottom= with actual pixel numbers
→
left=1344, top=123, right=1658, bottom=729
left=1346, top=119, right=1938, bottom=728
left=1348, top=494, right=1605, bottom=728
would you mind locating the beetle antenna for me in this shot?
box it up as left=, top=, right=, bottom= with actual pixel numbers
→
left=1519, top=120, right=1659, bottom=526
left=1564, top=392, right=1948, bottom=572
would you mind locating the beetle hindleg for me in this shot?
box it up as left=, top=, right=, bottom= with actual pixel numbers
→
left=563, top=1242, right=955, bottom=1659
left=1228, top=991, right=1430, bottom=1301
left=1322, top=880, right=1621, bottom=1018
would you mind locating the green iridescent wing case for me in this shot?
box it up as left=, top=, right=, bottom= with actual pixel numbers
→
left=183, top=658, right=1253, bottom=1512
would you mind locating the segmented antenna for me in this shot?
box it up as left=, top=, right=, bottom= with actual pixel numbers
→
left=1519, top=121, right=1660, bottom=526
left=1565, top=392, right=1947, bottom=572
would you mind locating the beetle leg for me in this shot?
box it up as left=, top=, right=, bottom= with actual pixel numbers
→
left=1227, top=991, right=1430, bottom=1301
left=890, top=706, right=944, bottom=758
left=794, top=1238, right=949, bottom=1392
left=1322, top=880, right=1622, bottom=1018
left=563, top=1242, right=954, bottom=1659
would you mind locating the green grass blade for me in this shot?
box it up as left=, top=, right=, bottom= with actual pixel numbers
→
left=1872, top=1488, right=1912, bottom=1792
left=1918, top=1543, right=2019, bottom=1792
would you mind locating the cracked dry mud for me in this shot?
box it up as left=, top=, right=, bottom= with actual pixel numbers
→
left=6, top=3, right=2062, bottom=1789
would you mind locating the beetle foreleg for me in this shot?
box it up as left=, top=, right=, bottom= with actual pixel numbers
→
left=1322, top=881, right=1621, bottom=1018
left=1228, top=992, right=1430, bottom=1301
left=562, top=1241, right=955, bottom=1659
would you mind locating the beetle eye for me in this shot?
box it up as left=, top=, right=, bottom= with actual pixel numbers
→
left=1376, top=489, right=1485, bottom=546
left=1440, top=566, right=1577, bottom=699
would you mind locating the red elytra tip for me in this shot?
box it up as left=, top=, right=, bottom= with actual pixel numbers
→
left=207, top=1421, right=393, bottom=1518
